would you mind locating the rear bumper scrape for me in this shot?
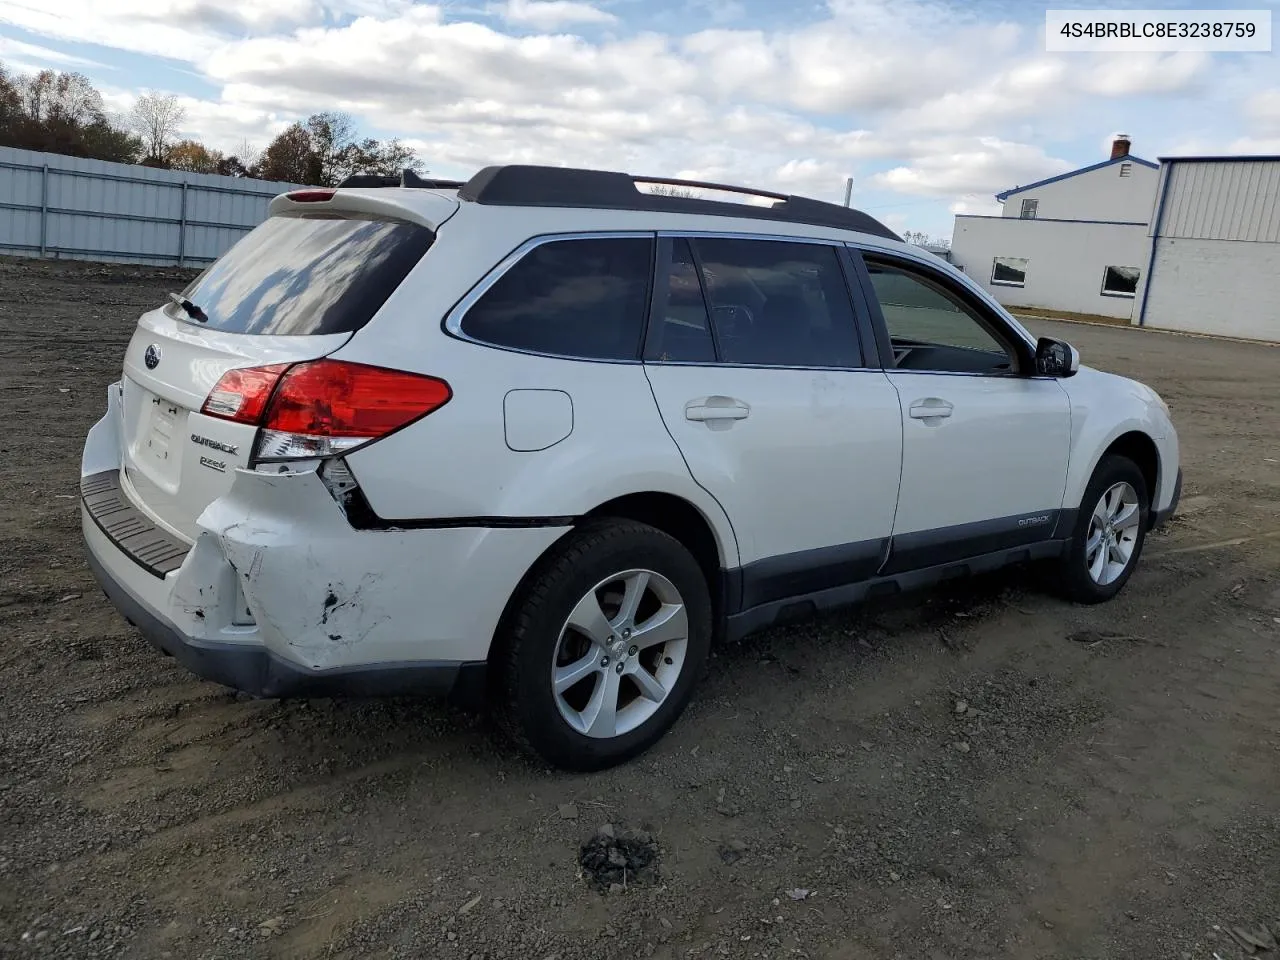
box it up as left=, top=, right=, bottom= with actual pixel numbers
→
left=85, top=544, right=486, bottom=700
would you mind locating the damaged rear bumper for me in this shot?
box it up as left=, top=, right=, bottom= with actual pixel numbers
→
left=80, top=389, right=567, bottom=702
left=84, top=541, right=485, bottom=700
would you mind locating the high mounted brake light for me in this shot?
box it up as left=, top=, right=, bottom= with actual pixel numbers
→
left=285, top=189, right=336, bottom=203
left=200, top=359, right=452, bottom=462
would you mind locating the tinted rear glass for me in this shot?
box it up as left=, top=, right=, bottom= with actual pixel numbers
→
left=459, top=237, right=653, bottom=360
left=176, top=215, right=433, bottom=335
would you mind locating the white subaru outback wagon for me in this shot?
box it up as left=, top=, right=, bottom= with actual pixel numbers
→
left=82, top=165, right=1181, bottom=770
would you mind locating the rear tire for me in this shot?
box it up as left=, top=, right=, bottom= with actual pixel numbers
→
left=1054, top=454, right=1149, bottom=604
left=493, top=519, right=712, bottom=772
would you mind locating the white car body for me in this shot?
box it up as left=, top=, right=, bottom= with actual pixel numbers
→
left=81, top=165, right=1180, bottom=753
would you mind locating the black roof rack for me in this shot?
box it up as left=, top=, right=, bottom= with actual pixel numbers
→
left=336, top=169, right=466, bottom=190
left=456, top=165, right=900, bottom=241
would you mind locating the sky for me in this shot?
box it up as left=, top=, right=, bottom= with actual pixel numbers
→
left=1, top=0, right=1278, bottom=239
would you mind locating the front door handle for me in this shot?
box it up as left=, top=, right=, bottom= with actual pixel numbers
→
left=908, top=398, right=954, bottom=420
left=685, top=396, right=751, bottom=422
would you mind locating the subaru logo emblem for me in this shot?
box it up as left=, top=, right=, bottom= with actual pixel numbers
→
left=144, top=344, right=161, bottom=370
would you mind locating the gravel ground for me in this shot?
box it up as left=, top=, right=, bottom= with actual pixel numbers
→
left=1, top=255, right=1279, bottom=960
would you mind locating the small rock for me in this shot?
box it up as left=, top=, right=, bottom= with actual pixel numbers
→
left=719, top=839, right=749, bottom=865
left=953, top=741, right=971, bottom=754
left=1043, top=920, right=1055, bottom=930
left=459, top=895, right=482, bottom=915
left=608, top=883, right=624, bottom=895
left=597, top=823, right=615, bottom=839
left=786, top=888, right=811, bottom=901
left=889, top=871, right=901, bottom=882
left=659, top=918, right=673, bottom=930
left=257, top=917, right=284, bottom=938
left=954, top=700, right=968, bottom=715
left=558, top=803, right=578, bottom=821
left=447, top=931, right=457, bottom=941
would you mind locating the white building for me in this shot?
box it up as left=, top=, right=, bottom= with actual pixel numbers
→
left=949, top=137, right=1160, bottom=320
left=1134, top=156, right=1280, bottom=341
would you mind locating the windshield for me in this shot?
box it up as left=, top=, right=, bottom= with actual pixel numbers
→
left=176, top=214, right=433, bottom=336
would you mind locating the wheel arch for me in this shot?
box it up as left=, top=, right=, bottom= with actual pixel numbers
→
left=1070, top=427, right=1163, bottom=511
left=488, top=490, right=739, bottom=666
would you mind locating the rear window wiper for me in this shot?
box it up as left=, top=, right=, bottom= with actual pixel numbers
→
left=168, top=292, right=208, bottom=323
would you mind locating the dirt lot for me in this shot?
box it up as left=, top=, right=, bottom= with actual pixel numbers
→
left=1, top=255, right=1279, bottom=960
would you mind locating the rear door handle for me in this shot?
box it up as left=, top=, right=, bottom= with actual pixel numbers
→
left=685, top=397, right=751, bottom=422
left=908, top=398, right=954, bottom=420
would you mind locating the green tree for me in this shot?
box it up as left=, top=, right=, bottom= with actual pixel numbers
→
left=168, top=138, right=224, bottom=174
left=254, top=122, right=316, bottom=183
left=0, top=63, right=141, bottom=162
left=255, top=113, right=424, bottom=185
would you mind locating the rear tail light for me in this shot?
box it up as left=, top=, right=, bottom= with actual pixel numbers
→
left=201, top=359, right=451, bottom=462
left=202, top=364, right=289, bottom=422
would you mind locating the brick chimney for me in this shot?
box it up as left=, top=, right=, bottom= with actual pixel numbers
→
left=1111, top=134, right=1131, bottom=160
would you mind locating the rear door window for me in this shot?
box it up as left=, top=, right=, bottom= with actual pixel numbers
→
left=459, top=236, right=654, bottom=361
left=693, top=238, right=863, bottom=368
left=175, top=215, right=433, bottom=336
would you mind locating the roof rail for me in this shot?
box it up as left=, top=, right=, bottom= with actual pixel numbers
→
left=456, top=165, right=900, bottom=241
left=335, top=169, right=467, bottom=190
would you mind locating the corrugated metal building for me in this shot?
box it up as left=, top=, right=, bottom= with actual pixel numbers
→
left=0, top=145, right=303, bottom=267
left=1135, top=156, right=1280, bottom=341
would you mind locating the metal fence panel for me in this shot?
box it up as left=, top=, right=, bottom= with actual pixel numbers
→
left=0, top=145, right=305, bottom=267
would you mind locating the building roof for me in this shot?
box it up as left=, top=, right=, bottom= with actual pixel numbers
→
left=994, top=154, right=1158, bottom=202
left=1157, top=154, right=1280, bottom=163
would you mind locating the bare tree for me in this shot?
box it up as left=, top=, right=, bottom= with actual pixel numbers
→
left=306, top=111, right=356, bottom=186
left=129, top=91, right=185, bottom=163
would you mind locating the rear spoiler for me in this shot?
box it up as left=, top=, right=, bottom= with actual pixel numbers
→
left=336, top=169, right=465, bottom=190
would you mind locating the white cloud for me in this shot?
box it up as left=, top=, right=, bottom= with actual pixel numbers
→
left=500, top=0, right=616, bottom=30
left=1075, top=51, right=1210, bottom=97
left=0, top=36, right=108, bottom=70
left=949, top=197, right=1003, bottom=217
left=0, top=0, right=226, bottom=60
left=1245, top=89, right=1280, bottom=133
left=1226, top=136, right=1280, bottom=155
left=872, top=138, right=1072, bottom=197
left=2, top=0, right=1251, bottom=237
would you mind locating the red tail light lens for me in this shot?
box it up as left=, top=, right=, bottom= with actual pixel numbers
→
left=201, top=363, right=288, bottom=423
left=266, top=360, right=452, bottom=438
left=200, top=359, right=452, bottom=462
left=286, top=189, right=335, bottom=202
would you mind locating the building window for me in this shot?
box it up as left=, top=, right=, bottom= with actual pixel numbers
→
left=1119, top=162, right=1132, bottom=178
left=1019, top=199, right=1038, bottom=219
left=1101, top=265, right=1141, bottom=298
left=991, top=257, right=1028, bottom=287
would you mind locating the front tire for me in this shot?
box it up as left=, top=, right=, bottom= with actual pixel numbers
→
left=1055, top=454, right=1149, bottom=604
left=493, top=519, right=712, bottom=772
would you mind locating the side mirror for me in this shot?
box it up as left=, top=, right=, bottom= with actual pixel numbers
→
left=1035, top=337, right=1080, bottom=378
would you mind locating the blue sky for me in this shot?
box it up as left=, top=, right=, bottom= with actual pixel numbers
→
left=1, top=0, right=1278, bottom=238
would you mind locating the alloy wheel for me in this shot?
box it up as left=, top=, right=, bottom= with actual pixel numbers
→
left=551, top=569, right=689, bottom=739
left=1085, top=480, right=1141, bottom=585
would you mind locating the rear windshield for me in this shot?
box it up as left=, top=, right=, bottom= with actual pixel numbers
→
left=175, top=214, right=433, bottom=335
